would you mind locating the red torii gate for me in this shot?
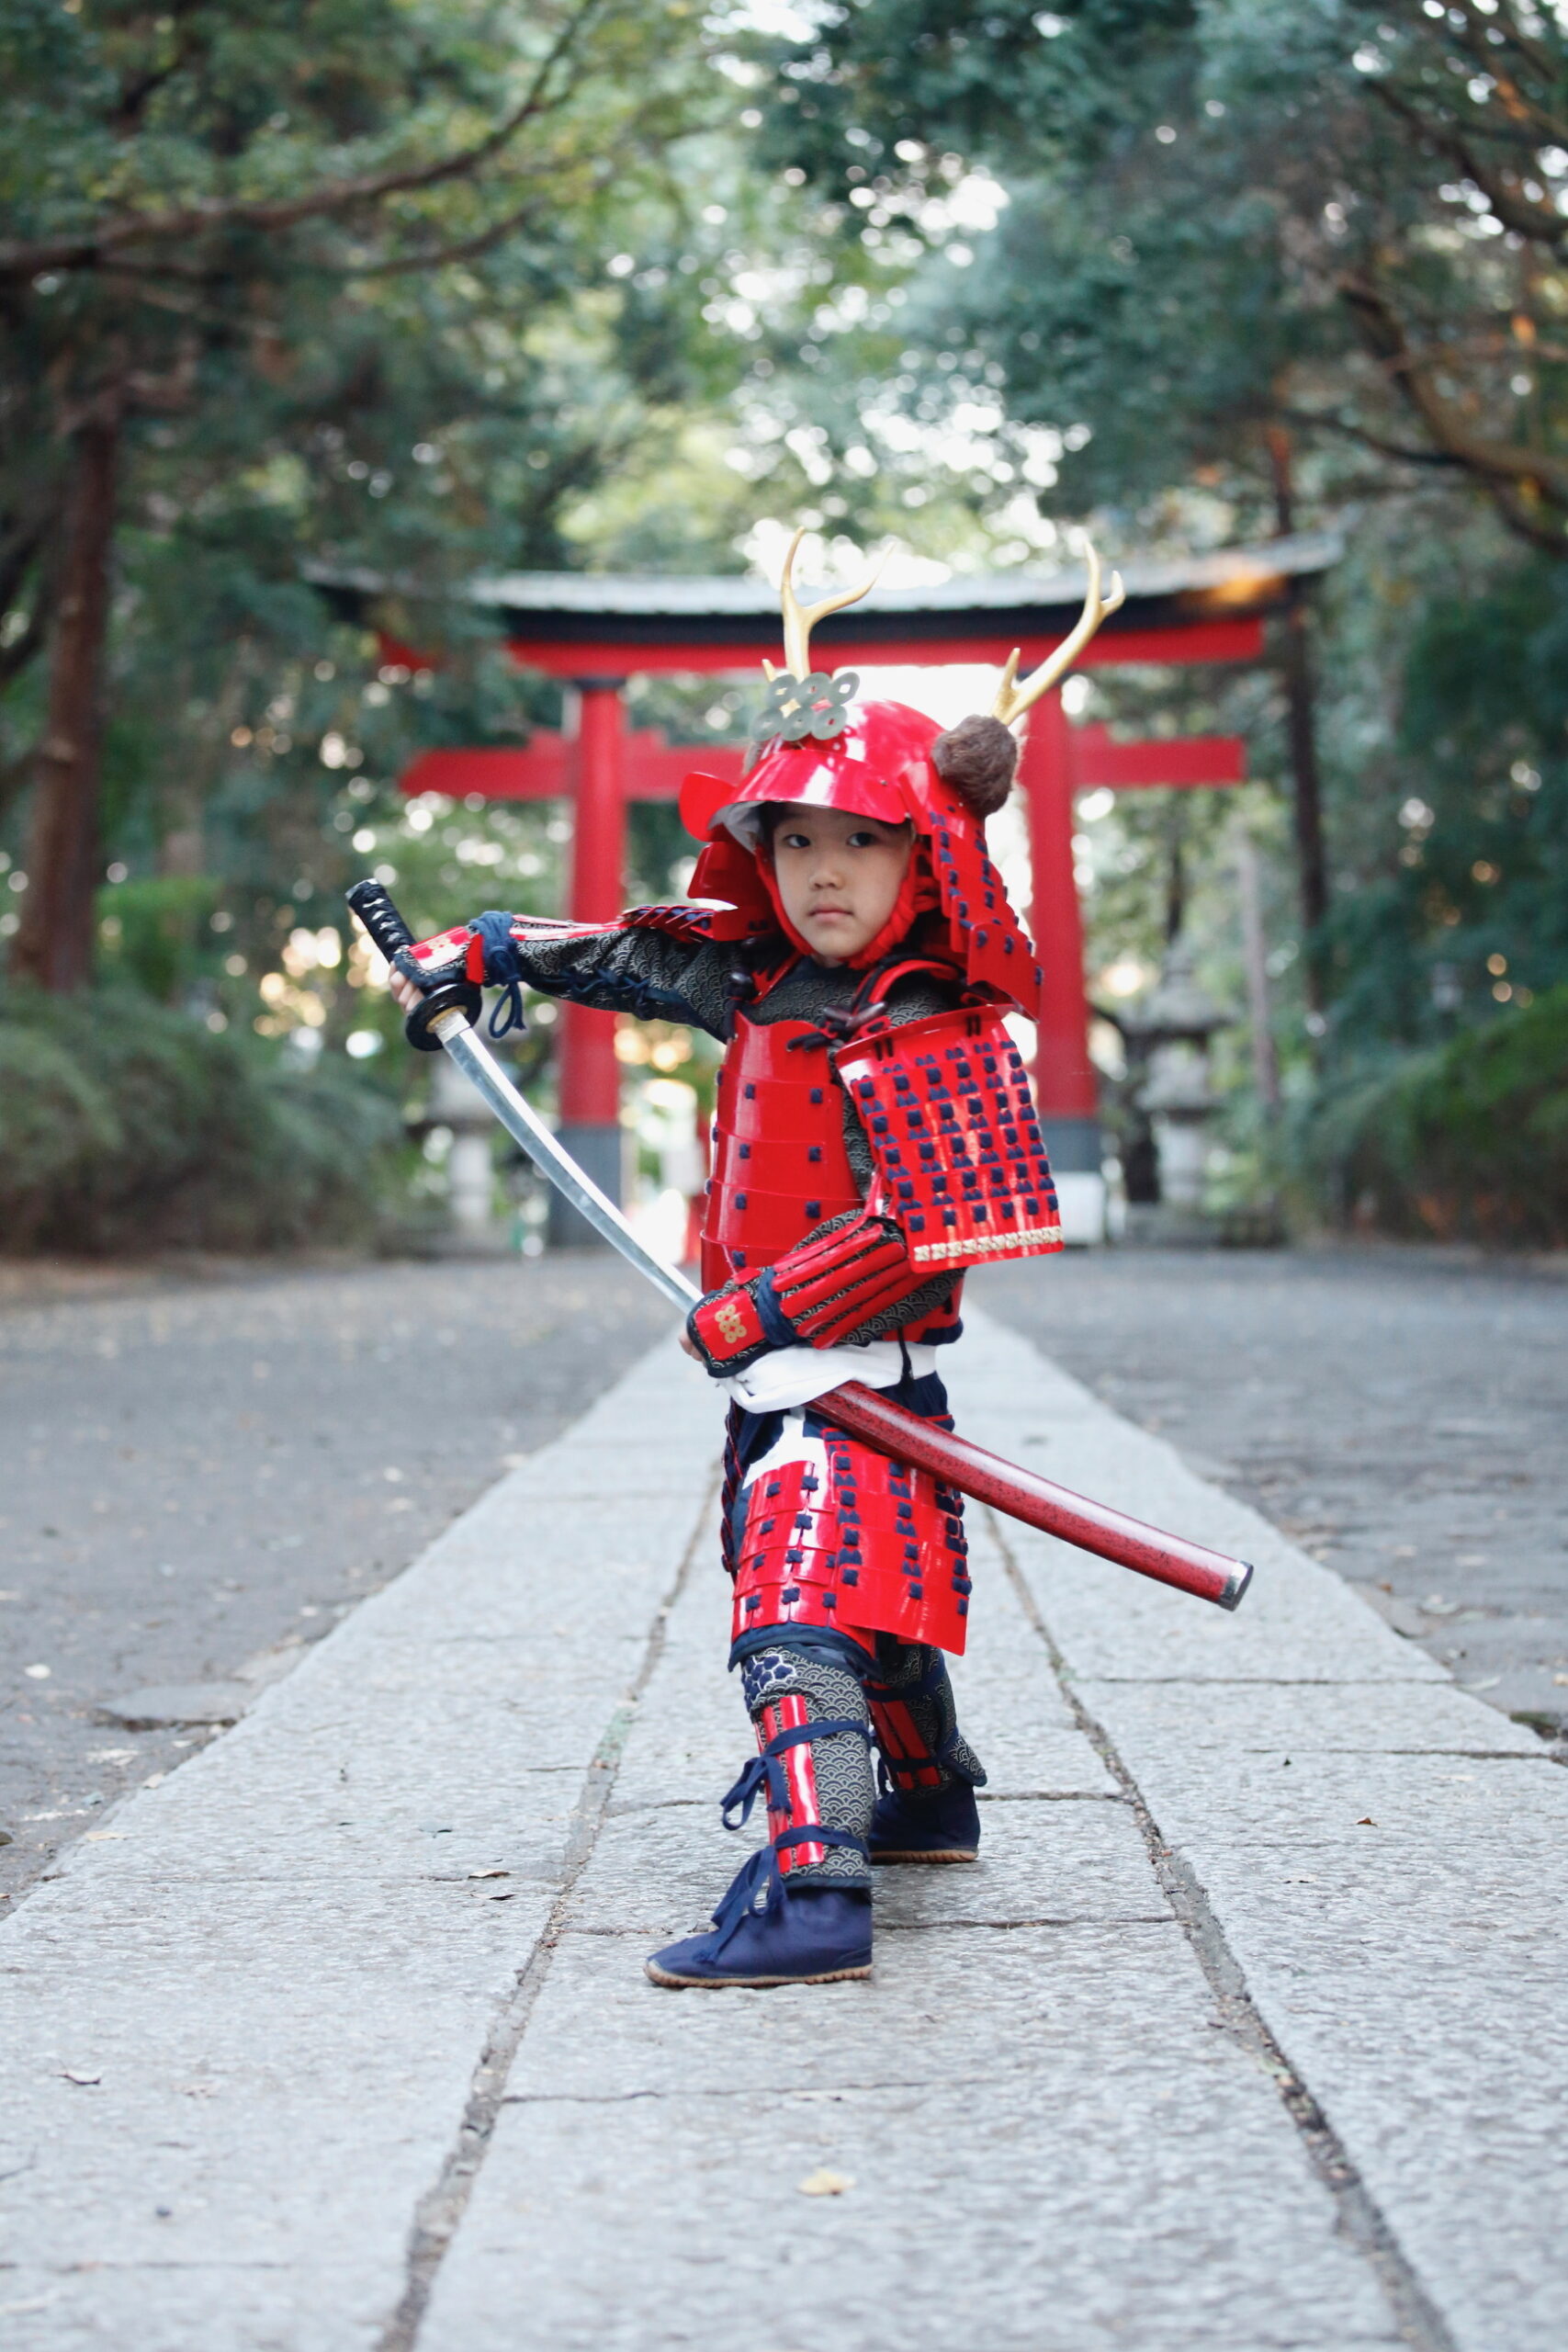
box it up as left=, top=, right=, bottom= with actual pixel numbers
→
left=361, top=539, right=1336, bottom=1229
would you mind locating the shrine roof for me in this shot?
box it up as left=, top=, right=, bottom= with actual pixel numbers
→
left=473, top=532, right=1337, bottom=624
left=309, top=532, right=1339, bottom=673
left=305, top=534, right=1335, bottom=644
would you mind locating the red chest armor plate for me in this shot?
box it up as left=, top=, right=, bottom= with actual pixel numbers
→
left=701, top=1013, right=860, bottom=1292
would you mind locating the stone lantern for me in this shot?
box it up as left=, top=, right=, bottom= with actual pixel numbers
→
left=1118, top=941, right=1228, bottom=1235
left=427, top=1048, right=499, bottom=1245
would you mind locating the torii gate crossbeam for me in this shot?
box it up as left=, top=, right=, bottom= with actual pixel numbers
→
left=402, top=709, right=1249, bottom=1242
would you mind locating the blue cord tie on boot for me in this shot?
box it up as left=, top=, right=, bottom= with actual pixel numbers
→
left=707, top=1827, right=869, bottom=1951
left=468, top=910, right=530, bottom=1039
left=719, top=1754, right=786, bottom=1831
left=720, top=1718, right=871, bottom=1830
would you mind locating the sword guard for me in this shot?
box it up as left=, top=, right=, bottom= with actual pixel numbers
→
left=401, top=978, right=482, bottom=1051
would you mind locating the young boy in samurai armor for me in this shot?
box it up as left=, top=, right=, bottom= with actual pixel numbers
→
left=392, top=536, right=1123, bottom=1988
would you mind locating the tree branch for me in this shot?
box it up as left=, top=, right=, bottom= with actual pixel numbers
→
left=0, top=0, right=609, bottom=282
left=1275, top=406, right=1472, bottom=469
left=328, top=190, right=560, bottom=278
left=1366, top=75, right=1568, bottom=249
left=1484, top=478, right=1568, bottom=551
left=1337, top=270, right=1568, bottom=505
left=112, top=6, right=206, bottom=139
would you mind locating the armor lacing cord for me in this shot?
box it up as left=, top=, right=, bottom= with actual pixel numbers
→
left=468, top=909, right=532, bottom=1039
left=707, top=1829, right=871, bottom=1946
left=784, top=996, right=889, bottom=1053
left=720, top=1717, right=872, bottom=1831
left=872, top=1735, right=969, bottom=1797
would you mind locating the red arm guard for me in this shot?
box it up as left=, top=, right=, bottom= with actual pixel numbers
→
left=402, top=913, right=628, bottom=988
left=686, top=1210, right=930, bottom=1373
left=768, top=1212, right=919, bottom=1341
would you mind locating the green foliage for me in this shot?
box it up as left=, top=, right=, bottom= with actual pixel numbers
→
left=0, top=984, right=403, bottom=1254
left=1322, top=546, right=1568, bottom=1046
left=749, top=1, right=1568, bottom=548
left=95, top=875, right=220, bottom=1003
left=733, top=0, right=1568, bottom=1206
left=1292, top=988, right=1568, bottom=1248
left=0, top=0, right=739, bottom=934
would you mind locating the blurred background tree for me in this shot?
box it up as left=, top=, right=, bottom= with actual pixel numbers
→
left=4, top=0, right=1566, bottom=1249
left=728, top=0, right=1568, bottom=1235
left=0, top=0, right=717, bottom=989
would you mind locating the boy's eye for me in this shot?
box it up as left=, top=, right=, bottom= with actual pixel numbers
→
left=847, top=831, right=878, bottom=848
left=780, top=831, right=810, bottom=850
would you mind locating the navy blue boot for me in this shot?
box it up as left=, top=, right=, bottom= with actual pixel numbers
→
left=869, top=1777, right=981, bottom=1864
left=646, top=1841, right=873, bottom=1988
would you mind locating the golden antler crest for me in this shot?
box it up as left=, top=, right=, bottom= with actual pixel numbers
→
left=773, top=525, right=882, bottom=680
left=992, top=542, right=1126, bottom=728
left=757, top=526, right=884, bottom=744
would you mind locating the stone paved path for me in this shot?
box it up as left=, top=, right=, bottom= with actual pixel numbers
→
left=0, top=1255, right=668, bottom=1900
left=3, top=1317, right=1562, bottom=2350
left=973, top=1245, right=1568, bottom=1736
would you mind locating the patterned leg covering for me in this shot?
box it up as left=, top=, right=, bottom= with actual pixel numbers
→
left=729, top=1646, right=874, bottom=1891
left=643, top=1643, right=875, bottom=1989
left=865, top=1638, right=987, bottom=1866
left=866, top=1638, right=987, bottom=1793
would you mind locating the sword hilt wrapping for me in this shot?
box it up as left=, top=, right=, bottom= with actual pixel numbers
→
left=345, top=877, right=482, bottom=1052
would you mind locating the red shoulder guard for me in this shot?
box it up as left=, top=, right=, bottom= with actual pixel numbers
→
left=406, top=911, right=620, bottom=984
left=834, top=1008, right=1064, bottom=1270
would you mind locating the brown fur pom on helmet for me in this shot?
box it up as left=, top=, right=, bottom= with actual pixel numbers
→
left=930, top=713, right=1019, bottom=820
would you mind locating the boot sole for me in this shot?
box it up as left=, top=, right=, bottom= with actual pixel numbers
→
left=644, top=1958, right=873, bottom=1989
left=871, top=1848, right=977, bottom=1865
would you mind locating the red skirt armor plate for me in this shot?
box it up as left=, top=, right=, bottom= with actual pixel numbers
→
left=731, top=1417, right=972, bottom=1655
left=700, top=1013, right=861, bottom=1290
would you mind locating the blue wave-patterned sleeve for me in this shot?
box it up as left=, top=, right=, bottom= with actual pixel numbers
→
left=471, top=911, right=739, bottom=1040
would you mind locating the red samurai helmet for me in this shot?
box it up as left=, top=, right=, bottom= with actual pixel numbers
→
left=679, top=528, right=1124, bottom=1014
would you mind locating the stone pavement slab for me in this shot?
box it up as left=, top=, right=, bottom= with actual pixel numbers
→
left=2, top=1312, right=1565, bottom=2350
left=428, top=1934, right=1401, bottom=2352
left=0, top=1341, right=718, bottom=2351
left=970, top=1247, right=1568, bottom=1729
left=0, top=1254, right=673, bottom=1899
left=424, top=1491, right=1402, bottom=2352
left=958, top=1317, right=1568, bottom=2352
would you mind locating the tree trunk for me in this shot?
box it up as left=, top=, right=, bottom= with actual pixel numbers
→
left=1235, top=830, right=1281, bottom=1114
left=1264, top=424, right=1330, bottom=1012
left=11, top=409, right=119, bottom=991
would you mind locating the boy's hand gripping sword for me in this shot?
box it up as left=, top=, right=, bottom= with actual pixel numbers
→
left=348, top=879, right=1252, bottom=1613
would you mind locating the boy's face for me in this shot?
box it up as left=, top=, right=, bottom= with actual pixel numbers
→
left=768, top=803, right=914, bottom=965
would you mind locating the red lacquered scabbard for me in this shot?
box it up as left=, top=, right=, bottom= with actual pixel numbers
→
left=816, top=1380, right=1253, bottom=1612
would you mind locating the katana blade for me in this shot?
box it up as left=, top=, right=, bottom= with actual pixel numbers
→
left=429, top=1008, right=698, bottom=1317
